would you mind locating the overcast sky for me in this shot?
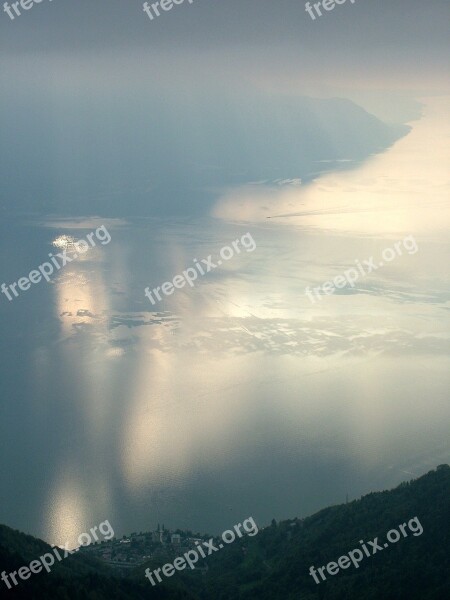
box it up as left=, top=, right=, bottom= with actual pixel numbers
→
left=1, top=0, right=449, bottom=93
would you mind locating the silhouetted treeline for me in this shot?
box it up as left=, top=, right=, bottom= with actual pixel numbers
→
left=1, top=465, right=448, bottom=599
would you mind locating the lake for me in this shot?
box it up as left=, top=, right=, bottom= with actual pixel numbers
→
left=0, top=97, right=449, bottom=548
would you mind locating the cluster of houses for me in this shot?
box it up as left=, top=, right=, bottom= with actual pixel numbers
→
left=78, top=525, right=206, bottom=573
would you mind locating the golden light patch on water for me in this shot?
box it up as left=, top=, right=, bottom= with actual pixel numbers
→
left=45, top=474, right=87, bottom=549
left=106, top=347, right=126, bottom=359
left=212, top=97, right=450, bottom=238
left=52, top=235, right=76, bottom=250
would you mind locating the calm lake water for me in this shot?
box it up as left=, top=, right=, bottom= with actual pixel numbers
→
left=0, top=98, right=449, bottom=547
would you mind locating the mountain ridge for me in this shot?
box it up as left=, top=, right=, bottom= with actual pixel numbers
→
left=1, top=465, right=448, bottom=599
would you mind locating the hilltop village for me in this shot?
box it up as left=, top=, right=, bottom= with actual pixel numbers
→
left=78, top=525, right=212, bottom=573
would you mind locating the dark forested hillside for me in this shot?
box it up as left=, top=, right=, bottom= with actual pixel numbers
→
left=1, top=466, right=449, bottom=599
left=198, top=465, right=450, bottom=600
left=0, top=526, right=194, bottom=600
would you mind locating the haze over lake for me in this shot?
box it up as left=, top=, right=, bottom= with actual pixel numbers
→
left=1, top=97, right=449, bottom=548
